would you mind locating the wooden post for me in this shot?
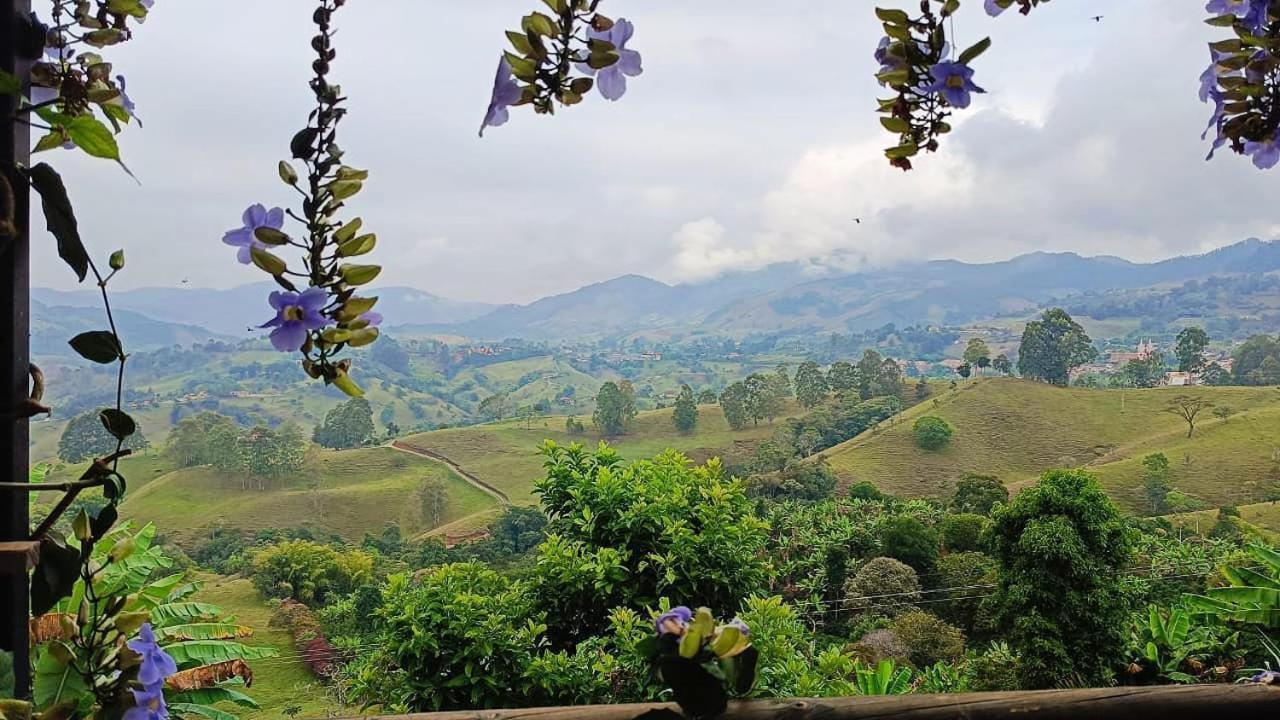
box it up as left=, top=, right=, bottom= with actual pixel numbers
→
left=0, top=0, right=33, bottom=696
left=337, top=685, right=1280, bottom=720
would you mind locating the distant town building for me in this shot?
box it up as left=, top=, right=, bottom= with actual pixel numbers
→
left=1163, top=371, right=1196, bottom=387
left=1107, top=339, right=1157, bottom=365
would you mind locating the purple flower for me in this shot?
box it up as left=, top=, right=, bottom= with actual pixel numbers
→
left=1206, top=0, right=1271, bottom=32
left=479, top=56, right=522, bottom=137
left=141, top=0, right=154, bottom=8
left=578, top=18, right=643, bottom=101
left=924, top=61, right=986, bottom=109
left=655, top=606, right=693, bottom=636
left=985, top=0, right=1008, bottom=16
left=116, top=74, right=141, bottom=127
left=123, top=683, right=168, bottom=720
left=1248, top=669, right=1280, bottom=684
left=875, top=37, right=904, bottom=82
left=222, top=204, right=284, bottom=264
left=126, top=624, right=177, bottom=688
left=1244, top=127, right=1280, bottom=169
left=358, top=311, right=382, bottom=327
left=260, top=288, right=328, bottom=352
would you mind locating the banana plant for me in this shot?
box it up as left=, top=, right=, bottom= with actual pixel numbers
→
left=1185, top=543, right=1280, bottom=629
left=1126, top=605, right=1227, bottom=684
left=21, top=522, right=275, bottom=720
left=852, top=659, right=913, bottom=696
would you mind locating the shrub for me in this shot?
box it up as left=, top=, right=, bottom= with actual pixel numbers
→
left=850, top=629, right=909, bottom=665
left=912, top=416, right=953, bottom=451
left=845, top=557, right=920, bottom=617
left=889, top=611, right=965, bottom=667
left=965, top=641, right=1023, bottom=691
left=939, top=513, right=989, bottom=553
left=847, top=480, right=887, bottom=502
left=879, top=516, right=939, bottom=574
left=932, top=552, right=998, bottom=635
left=251, top=540, right=374, bottom=605
left=951, top=473, right=1008, bottom=515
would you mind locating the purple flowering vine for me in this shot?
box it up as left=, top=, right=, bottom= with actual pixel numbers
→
left=578, top=18, right=643, bottom=101
left=222, top=204, right=284, bottom=265
left=925, top=61, right=986, bottom=109
left=124, top=623, right=176, bottom=720
left=480, top=56, right=523, bottom=137
left=260, top=288, right=329, bottom=352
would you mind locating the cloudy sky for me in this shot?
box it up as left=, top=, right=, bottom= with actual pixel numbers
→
left=29, top=0, right=1280, bottom=303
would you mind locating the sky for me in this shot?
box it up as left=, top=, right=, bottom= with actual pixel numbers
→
left=28, top=0, right=1280, bottom=304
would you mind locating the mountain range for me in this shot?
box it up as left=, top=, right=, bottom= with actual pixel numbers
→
left=32, top=238, right=1280, bottom=344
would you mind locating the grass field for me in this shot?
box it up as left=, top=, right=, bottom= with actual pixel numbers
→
left=119, top=446, right=496, bottom=547
left=194, top=574, right=346, bottom=719
left=398, top=400, right=802, bottom=507
left=824, top=378, right=1280, bottom=514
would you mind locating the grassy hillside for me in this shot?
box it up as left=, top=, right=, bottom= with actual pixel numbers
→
left=398, top=400, right=800, bottom=507
left=824, top=378, right=1280, bottom=513
left=194, top=575, right=344, bottom=719
left=120, top=447, right=496, bottom=546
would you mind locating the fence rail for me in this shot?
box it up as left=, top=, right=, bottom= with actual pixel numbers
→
left=340, top=684, right=1280, bottom=720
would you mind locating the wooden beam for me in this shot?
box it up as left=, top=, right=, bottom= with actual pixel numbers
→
left=340, top=684, right=1280, bottom=720
left=0, top=540, right=38, bottom=575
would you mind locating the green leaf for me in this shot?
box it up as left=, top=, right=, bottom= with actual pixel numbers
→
left=66, top=115, right=119, bottom=161
left=162, top=641, right=277, bottom=666
left=334, top=217, right=362, bottom=242
left=99, top=408, right=136, bottom=440
left=154, top=623, right=255, bottom=642
left=290, top=127, right=319, bottom=160
left=278, top=160, right=299, bottom=185
left=27, top=163, right=89, bottom=282
left=170, top=687, right=259, bottom=709
left=32, top=645, right=90, bottom=712
left=148, top=603, right=225, bottom=626
left=108, top=249, right=125, bottom=270
left=33, top=130, right=67, bottom=153
left=0, top=69, right=19, bottom=96
left=336, top=166, right=370, bottom=181
left=958, top=37, right=992, bottom=65
left=879, top=117, right=911, bottom=133
left=337, top=233, right=376, bottom=257
left=328, top=179, right=363, bottom=201
left=249, top=246, right=287, bottom=277
left=541, top=0, right=568, bottom=12
left=885, top=142, right=919, bottom=159
left=875, top=7, right=910, bottom=24
left=522, top=12, right=557, bottom=37
left=68, top=331, right=123, bottom=364
left=31, top=539, right=81, bottom=616
left=337, top=296, right=378, bottom=321
left=504, top=52, right=538, bottom=82
left=346, top=327, right=379, bottom=348
left=340, top=263, right=381, bottom=286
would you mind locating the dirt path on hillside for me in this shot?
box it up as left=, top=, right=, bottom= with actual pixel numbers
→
left=388, top=441, right=511, bottom=506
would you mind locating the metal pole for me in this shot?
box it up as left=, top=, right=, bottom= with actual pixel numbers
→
left=1, top=0, right=34, bottom=697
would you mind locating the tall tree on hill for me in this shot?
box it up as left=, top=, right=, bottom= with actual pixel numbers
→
left=773, top=364, right=792, bottom=397
left=696, top=388, right=718, bottom=405
left=826, top=361, right=859, bottom=397
left=743, top=373, right=768, bottom=425
left=856, top=350, right=884, bottom=400
left=58, top=411, right=150, bottom=463
left=1017, top=309, right=1096, bottom=386
left=593, top=381, right=637, bottom=436
left=1165, top=395, right=1213, bottom=438
left=794, top=361, right=829, bottom=408
left=1231, top=334, right=1280, bottom=385
left=915, top=377, right=929, bottom=400
left=314, top=397, right=375, bottom=449
left=874, top=358, right=905, bottom=398
left=963, top=338, right=991, bottom=374
left=987, top=468, right=1133, bottom=689
left=991, top=354, right=1012, bottom=375
left=165, top=412, right=239, bottom=467
left=238, top=423, right=307, bottom=488
left=1174, top=327, right=1210, bottom=373
left=672, top=384, right=698, bottom=434
left=1119, top=351, right=1166, bottom=389
left=720, top=381, right=750, bottom=431
left=1141, top=453, right=1172, bottom=515
left=478, top=392, right=511, bottom=421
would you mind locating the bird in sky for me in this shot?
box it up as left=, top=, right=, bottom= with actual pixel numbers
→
left=1091, top=15, right=1103, bottom=21
left=180, top=277, right=189, bottom=284
left=852, top=218, right=861, bottom=224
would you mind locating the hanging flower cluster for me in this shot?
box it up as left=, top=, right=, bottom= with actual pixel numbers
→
left=1201, top=0, right=1280, bottom=168
left=124, top=623, right=178, bottom=720
left=480, top=0, right=642, bottom=136
left=219, top=0, right=381, bottom=397
left=639, top=606, right=757, bottom=719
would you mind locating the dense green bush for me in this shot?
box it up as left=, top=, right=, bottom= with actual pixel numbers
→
left=879, top=516, right=940, bottom=574
left=938, top=513, right=989, bottom=554
left=847, top=480, right=887, bottom=501
left=950, top=473, right=1008, bottom=515
left=932, top=552, right=998, bottom=635
left=845, top=557, right=921, bottom=617
left=912, top=416, right=953, bottom=451
left=744, top=457, right=837, bottom=501
left=533, top=442, right=770, bottom=643
left=889, top=611, right=966, bottom=667
left=251, top=540, right=374, bottom=605
left=987, top=468, right=1134, bottom=689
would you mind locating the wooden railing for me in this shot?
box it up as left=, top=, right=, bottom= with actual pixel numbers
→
left=340, top=684, right=1280, bottom=719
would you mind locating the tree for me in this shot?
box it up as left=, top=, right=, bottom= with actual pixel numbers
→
left=1017, top=308, right=1095, bottom=386
left=827, top=361, right=859, bottom=397
left=1119, top=351, right=1166, bottom=388
left=963, top=338, right=991, bottom=373
left=845, top=557, right=920, bottom=616
left=939, top=513, right=989, bottom=553
left=880, top=516, right=939, bottom=575
left=1174, top=327, right=1210, bottom=373
left=1165, top=395, right=1213, bottom=438
left=238, top=423, right=307, bottom=486
left=1231, top=334, right=1280, bottom=384
left=1141, top=452, right=1172, bottom=515
left=58, top=410, right=149, bottom=463
left=794, top=361, right=829, bottom=408
left=912, top=416, right=953, bottom=451
left=890, top=611, right=965, bottom=668
left=250, top=539, right=374, bottom=605
left=914, top=377, right=929, bottom=400
left=956, top=362, right=972, bottom=379
left=991, top=354, right=1012, bottom=375
left=672, top=384, right=698, bottom=434
left=951, top=473, right=1008, bottom=515
left=313, top=397, right=375, bottom=449
left=593, top=381, right=637, bottom=436
left=533, top=442, right=769, bottom=643
left=773, top=364, right=792, bottom=397
left=987, top=468, right=1133, bottom=689
left=164, top=412, right=239, bottom=467
left=720, top=381, right=750, bottom=430
left=477, top=392, right=510, bottom=421
left=696, top=388, right=718, bottom=405
left=874, top=358, right=905, bottom=398
left=856, top=350, right=884, bottom=400
left=418, top=476, right=449, bottom=529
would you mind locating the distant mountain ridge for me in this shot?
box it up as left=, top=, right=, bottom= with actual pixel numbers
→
left=32, top=283, right=496, bottom=337
left=31, top=300, right=233, bottom=357
left=407, top=238, right=1280, bottom=340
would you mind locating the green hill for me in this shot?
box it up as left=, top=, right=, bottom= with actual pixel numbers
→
left=118, top=446, right=495, bottom=546
left=398, top=400, right=799, bottom=507
left=824, top=378, right=1280, bottom=514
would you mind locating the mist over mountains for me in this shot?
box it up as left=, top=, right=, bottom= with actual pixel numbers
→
left=32, top=239, right=1280, bottom=345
